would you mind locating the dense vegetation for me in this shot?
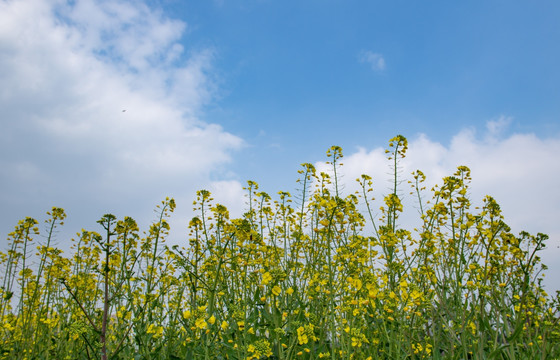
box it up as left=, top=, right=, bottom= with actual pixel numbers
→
left=1, top=136, right=559, bottom=359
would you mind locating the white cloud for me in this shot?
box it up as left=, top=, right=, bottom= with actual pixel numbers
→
left=359, top=50, right=386, bottom=71
left=485, top=115, right=512, bottom=138
left=209, top=180, right=247, bottom=218
left=0, top=0, right=243, bottom=243
left=315, top=123, right=560, bottom=293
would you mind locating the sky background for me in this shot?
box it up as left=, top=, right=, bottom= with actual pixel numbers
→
left=1, top=0, right=559, bottom=291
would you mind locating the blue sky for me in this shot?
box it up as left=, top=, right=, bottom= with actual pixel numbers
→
left=1, top=0, right=559, bottom=291
left=169, top=0, right=560, bottom=189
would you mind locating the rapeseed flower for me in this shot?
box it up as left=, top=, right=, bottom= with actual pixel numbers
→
left=1, top=141, right=558, bottom=359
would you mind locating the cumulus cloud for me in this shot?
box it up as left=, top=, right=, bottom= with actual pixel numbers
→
left=359, top=50, right=386, bottom=71
left=315, top=122, right=560, bottom=292
left=0, top=0, right=243, bottom=243
left=209, top=180, right=247, bottom=217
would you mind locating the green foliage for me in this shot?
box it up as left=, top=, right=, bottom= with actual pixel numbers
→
left=1, top=137, right=559, bottom=359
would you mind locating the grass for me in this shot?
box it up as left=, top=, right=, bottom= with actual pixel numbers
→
left=1, top=136, right=559, bottom=359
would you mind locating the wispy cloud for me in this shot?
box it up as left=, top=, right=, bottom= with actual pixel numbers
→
left=485, top=115, right=512, bottom=140
left=359, top=50, right=386, bottom=71
left=0, top=0, right=243, bottom=238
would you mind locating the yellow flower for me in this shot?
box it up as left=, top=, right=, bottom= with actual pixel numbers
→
left=272, top=285, right=281, bottom=296
left=468, top=321, right=476, bottom=335
left=286, top=287, right=294, bottom=295
left=410, top=289, right=422, bottom=300
left=208, top=315, right=216, bottom=325
left=195, top=317, right=207, bottom=330
left=261, top=272, right=272, bottom=285
left=221, top=320, right=229, bottom=330
left=147, top=324, right=164, bottom=338
left=353, top=278, right=363, bottom=291
left=297, top=326, right=308, bottom=345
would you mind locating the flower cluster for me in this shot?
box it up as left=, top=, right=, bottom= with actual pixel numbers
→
left=1, top=137, right=559, bottom=359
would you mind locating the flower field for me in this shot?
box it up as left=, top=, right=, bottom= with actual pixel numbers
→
left=1, top=136, right=559, bottom=359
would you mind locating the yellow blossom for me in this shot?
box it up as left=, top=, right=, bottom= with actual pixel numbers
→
left=195, top=317, right=207, bottom=330
left=261, top=272, right=272, bottom=285
left=297, top=326, right=308, bottom=345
